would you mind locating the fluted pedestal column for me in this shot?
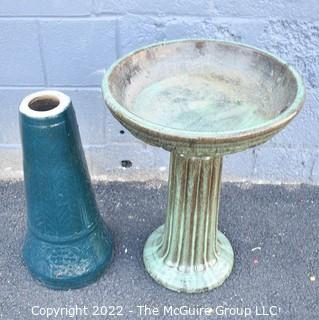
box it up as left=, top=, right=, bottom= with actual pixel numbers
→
left=143, top=151, right=234, bottom=293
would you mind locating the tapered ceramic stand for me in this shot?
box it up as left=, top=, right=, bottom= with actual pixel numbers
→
left=103, top=40, right=305, bottom=292
left=20, top=91, right=113, bottom=289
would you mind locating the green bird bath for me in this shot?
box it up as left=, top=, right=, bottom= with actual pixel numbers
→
left=102, top=40, right=305, bottom=293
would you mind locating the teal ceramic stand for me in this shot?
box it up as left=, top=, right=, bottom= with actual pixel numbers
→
left=103, top=40, right=305, bottom=293
left=20, top=91, right=113, bottom=289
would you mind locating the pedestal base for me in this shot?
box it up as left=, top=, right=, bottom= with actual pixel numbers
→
left=23, top=222, right=113, bottom=290
left=143, top=225, right=234, bottom=293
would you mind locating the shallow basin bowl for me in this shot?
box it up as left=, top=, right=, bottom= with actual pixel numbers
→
left=103, top=40, right=305, bottom=154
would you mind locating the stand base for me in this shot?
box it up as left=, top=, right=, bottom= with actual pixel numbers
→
left=23, top=223, right=113, bottom=290
left=143, top=225, right=234, bottom=293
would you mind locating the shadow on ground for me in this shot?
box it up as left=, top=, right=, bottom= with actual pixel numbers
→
left=0, top=181, right=318, bottom=319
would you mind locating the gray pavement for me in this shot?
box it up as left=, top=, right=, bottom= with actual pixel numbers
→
left=0, top=180, right=318, bottom=319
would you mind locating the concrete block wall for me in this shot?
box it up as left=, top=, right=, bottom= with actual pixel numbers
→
left=0, top=1, right=318, bottom=183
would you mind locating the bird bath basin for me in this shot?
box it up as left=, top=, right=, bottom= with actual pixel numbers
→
left=102, top=40, right=305, bottom=293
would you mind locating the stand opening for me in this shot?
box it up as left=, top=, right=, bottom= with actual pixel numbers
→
left=28, top=96, right=60, bottom=112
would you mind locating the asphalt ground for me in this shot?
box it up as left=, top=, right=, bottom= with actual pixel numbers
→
left=0, top=180, right=318, bottom=319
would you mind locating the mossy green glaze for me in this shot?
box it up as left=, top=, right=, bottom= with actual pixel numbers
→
left=20, top=91, right=113, bottom=290
left=144, top=153, right=234, bottom=292
left=102, top=39, right=306, bottom=292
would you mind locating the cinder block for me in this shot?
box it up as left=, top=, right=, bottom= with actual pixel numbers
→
left=258, top=20, right=319, bottom=89
left=253, top=146, right=315, bottom=183
left=104, top=111, right=140, bottom=144
left=86, top=143, right=156, bottom=176
left=40, top=19, right=116, bottom=86
left=163, top=17, right=213, bottom=40
left=0, top=21, right=44, bottom=86
left=268, top=90, right=319, bottom=149
left=118, top=15, right=266, bottom=55
left=163, top=18, right=266, bottom=46
left=94, top=0, right=213, bottom=15
left=0, top=0, right=91, bottom=16
left=0, top=89, right=35, bottom=144
left=223, top=149, right=255, bottom=181
left=214, top=0, right=319, bottom=20
left=309, top=154, right=319, bottom=183
left=62, top=89, right=107, bottom=145
left=151, top=146, right=170, bottom=170
left=118, top=15, right=165, bottom=55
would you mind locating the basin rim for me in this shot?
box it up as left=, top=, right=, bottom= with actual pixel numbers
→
left=102, top=39, right=306, bottom=145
